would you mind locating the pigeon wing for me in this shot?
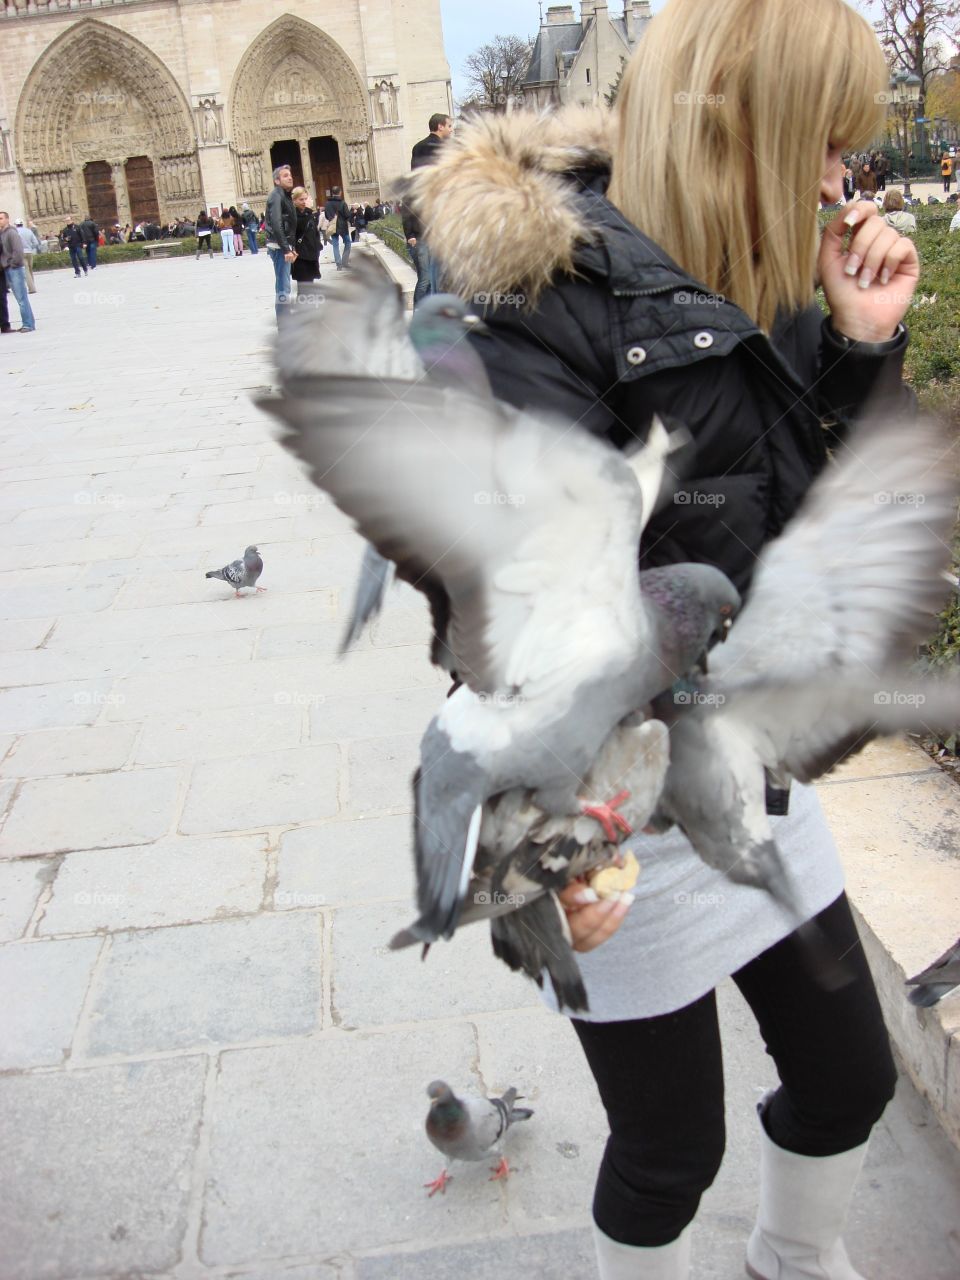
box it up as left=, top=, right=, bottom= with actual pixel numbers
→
left=711, top=414, right=957, bottom=688
left=263, top=376, right=648, bottom=699
left=222, top=559, right=245, bottom=586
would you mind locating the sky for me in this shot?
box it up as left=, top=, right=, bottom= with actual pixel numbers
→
left=438, top=0, right=561, bottom=104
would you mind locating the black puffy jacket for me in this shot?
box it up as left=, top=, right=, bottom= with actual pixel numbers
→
left=464, top=187, right=913, bottom=596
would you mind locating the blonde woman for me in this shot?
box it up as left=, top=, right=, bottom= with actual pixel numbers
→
left=410, top=1, right=920, bottom=1276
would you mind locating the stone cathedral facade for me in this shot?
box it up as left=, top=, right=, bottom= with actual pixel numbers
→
left=0, top=0, right=451, bottom=232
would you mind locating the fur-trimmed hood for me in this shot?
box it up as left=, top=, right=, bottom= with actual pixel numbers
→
left=408, top=105, right=618, bottom=304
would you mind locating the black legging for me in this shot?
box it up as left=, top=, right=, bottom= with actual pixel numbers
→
left=197, top=234, right=214, bottom=256
left=572, top=892, right=897, bottom=1247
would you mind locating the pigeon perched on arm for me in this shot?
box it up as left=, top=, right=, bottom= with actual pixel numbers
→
left=907, top=937, right=960, bottom=1007
left=392, top=714, right=671, bottom=1012
left=258, top=261, right=737, bottom=961
left=205, top=545, right=265, bottom=597
left=649, top=414, right=960, bottom=909
left=423, top=1079, right=533, bottom=1196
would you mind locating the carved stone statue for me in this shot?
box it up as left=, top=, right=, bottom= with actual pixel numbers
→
left=252, top=155, right=264, bottom=190
left=167, top=159, right=181, bottom=196
left=377, top=80, right=396, bottom=126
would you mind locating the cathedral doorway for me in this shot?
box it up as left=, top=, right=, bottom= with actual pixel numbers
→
left=125, top=156, right=160, bottom=225
left=309, top=137, right=343, bottom=202
left=83, top=160, right=118, bottom=226
left=269, top=140, right=303, bottom=187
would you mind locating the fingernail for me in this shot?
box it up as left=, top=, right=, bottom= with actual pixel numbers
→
left=858, top=268, right=873, bottom=290
left=617, top=892, right=636, bottom=908
left=880, top=267, right=890, bottom=285
left=843, top=209, right=859, bottom=227
left=844, top=254, right=861, bottom=277
left=572, top=888, right=599, bottom=905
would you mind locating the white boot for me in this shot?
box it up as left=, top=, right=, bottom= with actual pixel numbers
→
left=745, top=1117, right=868, bottom=1280
left=593, top=1221, right=691, bottom=1279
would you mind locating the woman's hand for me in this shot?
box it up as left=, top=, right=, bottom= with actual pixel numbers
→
left=558, top=879, right=633, bottom=952
left=819, top=202, right=919, bottom=343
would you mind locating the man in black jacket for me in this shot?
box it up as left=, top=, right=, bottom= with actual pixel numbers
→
left=63, top=219, right=87, bottom=277
left=80, top=215, right=99, bottom=270
left=265, top=165, right=296, bottom=321
left=402, top=113, right=452, bottom=307
left=323, top=185, right=352, bottom=270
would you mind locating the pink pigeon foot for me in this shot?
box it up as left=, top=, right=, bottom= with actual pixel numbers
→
left=256, top=586, right=267, bottom=592
left=424, top=1168, right=452, bottom=1196
left=581, top=789, right=633, bottom=842
left=489, top=1156, right=511, bottom=1182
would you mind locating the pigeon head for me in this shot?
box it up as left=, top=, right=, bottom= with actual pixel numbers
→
left=409, top=296, right=490, bottom=396
left=244, top=545, right=259, bottom=558
left=426, top=1079, right=454, bottom=1104
left=641, top=563, right=741, bottom=674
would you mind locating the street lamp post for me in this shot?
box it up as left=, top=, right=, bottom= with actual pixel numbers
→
left=888, top=71, right=922, bottom=199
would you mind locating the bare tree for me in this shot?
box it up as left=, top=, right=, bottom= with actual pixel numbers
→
left=462, top=34, right=535, bottom=112
left=873, top=0, right=960, bottom=105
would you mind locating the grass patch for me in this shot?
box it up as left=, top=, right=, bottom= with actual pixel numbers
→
left=367, top=214, right=412, bottom=266
left=34, top=233, right=267, bottom=270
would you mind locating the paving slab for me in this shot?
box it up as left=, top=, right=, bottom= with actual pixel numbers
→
left=331, top=901, right=540, bottom=1029
left=0, top=677, right=119, bottom=733
left=0, top=766, right=182, bottom=857
left=83, top=912, right=321, bottom=1057
left=38, top=834, right=268, bottom=935
left=0, top=723, right=138, bottom=778
left=0, top=935, right=102, bottom=1068
left=0, top=1055, right=206, bottom=1279
left=0, top=855, right=57, bottom=942
left=134, top=704, right=304, bottom=766
left=179, top=744, right=339, bottom=834
left=342, top=732, right=420, bottom=817
left=276, top=814, right=414, bottom=909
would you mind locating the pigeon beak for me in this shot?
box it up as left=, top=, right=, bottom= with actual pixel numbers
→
left=462, top=313, right=489, bottom=335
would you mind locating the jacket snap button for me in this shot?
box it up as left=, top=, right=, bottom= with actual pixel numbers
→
left=693, top=331, right=714, bottom=349
left=626, top=345, right=647, bottom=365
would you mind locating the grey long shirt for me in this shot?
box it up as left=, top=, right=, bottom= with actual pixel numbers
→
left=0, top=226, right=25, bottom=270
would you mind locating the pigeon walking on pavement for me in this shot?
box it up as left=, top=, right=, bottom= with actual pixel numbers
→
left=906, top=937, right=960, bottom=1007
left=205, top=545, right=265, bottom=598
left=259, top=263, right=739, bottom=953
left=424, top=1079, right=533, bottom=1196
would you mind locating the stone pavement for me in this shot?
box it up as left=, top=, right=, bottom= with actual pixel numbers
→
left=1, top=251, right=959, bottom=1280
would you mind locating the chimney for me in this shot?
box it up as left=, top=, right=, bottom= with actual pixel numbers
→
left=546, top=4, right=576, bottom=23
left=580, top=1, right=599, bottom=28
left=625, top=0, right=651, bottom=40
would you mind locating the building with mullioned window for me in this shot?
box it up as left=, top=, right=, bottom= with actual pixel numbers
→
left=522, top=1, right=651, bottom=110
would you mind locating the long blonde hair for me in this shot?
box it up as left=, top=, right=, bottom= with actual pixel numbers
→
left=608, top=0, right=887, bottom=331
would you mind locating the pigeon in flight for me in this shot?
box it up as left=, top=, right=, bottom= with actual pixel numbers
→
left=205, top=545, right=265, bottom=597
left=259, top=260, right=739, bottom=954
left=648, top=413, right=960, bottom=907
left=392, top=715, right=669, bottom=1012
left=907, top=938, right=960, bottom=1007
left=339, top=291, right=491, bottom=655
left=423, top=1079, right=533, bottom=1196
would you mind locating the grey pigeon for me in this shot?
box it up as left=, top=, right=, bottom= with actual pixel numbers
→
left=205, top=545, right=265, bottom=597
left=423, top=1079, right=533, bottom=1196
left=907, top=938, right=960, bottom=1007
left=393, top=715, right=670, bottom=1012
left=648, top=414, right=960, bottom=910
left=259, top=260, right=738, bottom=955
left=339, top=290, right=490, bottom=655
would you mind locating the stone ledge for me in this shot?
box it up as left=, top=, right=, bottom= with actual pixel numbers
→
left=362, top=237, right=416, bottom=310
left=816, top=737, right=960, bottom=1150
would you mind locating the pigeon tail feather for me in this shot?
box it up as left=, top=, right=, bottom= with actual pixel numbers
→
left=490, top=893, right=589, bottom=1013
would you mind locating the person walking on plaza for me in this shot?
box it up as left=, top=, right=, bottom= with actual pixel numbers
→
left=241, top=202, right=259, bottom=254
left=291, top=186, right=321, bottom=288
left=15, top=219, right=40, bottom=293
left=80, top=214, right=99, bottom=270
left=0, top=211, right=36, bottom=332
left=874, top=151, right=888, bottom=192
left=941, top=150, right=953, bottom=193
left=195, top=209, right=214, bottom=258
left=63, top=218, right=87, bottom=276
left=219, top=208, right=236, bottom=258
left=323, top=185, right=352, bottom=270
left=266, top=164, right=297, bottom=319
left=411, top=0, right=918, bottom=1274
left=402, top=112, right=453, bottom=307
